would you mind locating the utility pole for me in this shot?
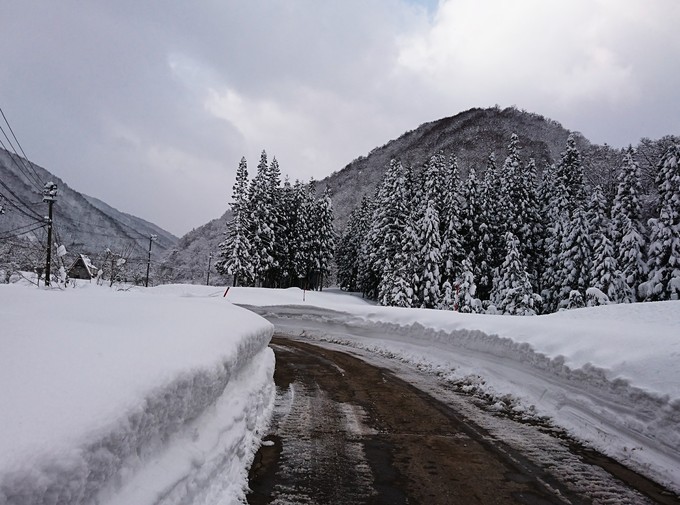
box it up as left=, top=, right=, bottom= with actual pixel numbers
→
left=42, top=182, right=58, bottom=287
left=145, top=234, right=157, bottom=287
left=206, top=252, right=213, bottom=286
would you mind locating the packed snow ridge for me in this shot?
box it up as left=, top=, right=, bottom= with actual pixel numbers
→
left=0, top=284, right=275, bottom=505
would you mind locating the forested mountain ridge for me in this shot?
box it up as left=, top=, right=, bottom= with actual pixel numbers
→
left=0, top=148, right=178, bottom=282
left=318, top=106, right=672, bottom=231
left=318, top=106, right=581, bottom=230
left=166, top=106, right=677, bottom=287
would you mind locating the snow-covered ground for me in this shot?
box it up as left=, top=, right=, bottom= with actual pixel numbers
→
left=3, top=282, right=679, bottom=502
left=223, top=285, right=680, bottom=493
left=0, top=283, right=275, bottom=505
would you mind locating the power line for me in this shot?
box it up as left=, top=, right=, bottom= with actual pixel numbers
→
left=0, top=134, right=43, bottom=191
left=0, top=188, right=44, bottom=221
left=59, top=214, right=164, bottom=241
left=0, top=222, right=46, bottom=240
left=0, top=220, right=46, bottom=236
left=0, top=105, right=44, bottom=188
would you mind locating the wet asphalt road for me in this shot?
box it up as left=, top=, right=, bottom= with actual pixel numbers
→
left=247, top=336, right=680, bottom=505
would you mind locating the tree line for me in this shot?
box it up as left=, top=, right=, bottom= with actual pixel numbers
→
left=216, top=151, right=335, bottom=290
left=336, top=134, right=680, bottom=314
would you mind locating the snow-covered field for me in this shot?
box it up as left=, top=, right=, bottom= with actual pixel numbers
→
left=0, top=283, right=275, bottom=505
left=2, top=282, right=679, bottom=503
left=224, top=286, right=680, bottom=494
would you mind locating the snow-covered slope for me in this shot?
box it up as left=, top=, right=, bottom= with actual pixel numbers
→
left=0, top=284, right=275, bottom=505
left=223, top=286, right=680, bottom=493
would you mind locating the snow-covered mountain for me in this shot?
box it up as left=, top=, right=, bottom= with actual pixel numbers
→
left=0, top=148, right=178, bottom=279
left=162, top=106, right=673, bottom=285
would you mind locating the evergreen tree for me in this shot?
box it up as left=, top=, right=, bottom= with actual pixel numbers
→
left=314, top=187, right=335, bottom=289
left=586, top=185, right=630, bottom=303
left=493, top=232, right=541, bottom=315
left=538, top=164, right=570, bottom=312
left=499, top=134, right=523, bottom=239
left=398, top=213, right=422, bottom=307
left=276, top=176, right=296, bottom=287
left=555, top=206, right=593, bottom=309
left=337, top=197, right=371, bottom=292
left=456, top=256, right=482, bottom=313
left=362, top=159, right=412, bottom=299
left=478, top=153, right=503, bottom=300
left=460, top=165, right=484, bottom=266
left=216, top=157, right=254, bottom=286
left=439, top=280, right=454, bottom=311
left=611, top=148, right=647, bottom=300
left=521, top=158, right=543, bottom=287
left=589, top=232, right=630, bottom=304
left=440, top=155, right=464, bottom=283
left=266, top=157, right=284, bottom=286
left=643, top=144, right=680, bottom=300
left=292, top=180, right=317, bottom=289
left=247, top=151, right=278, bottom=286
left=418, top=198, right=442, bottom=308
left=556, top=134, right=586, bottom=211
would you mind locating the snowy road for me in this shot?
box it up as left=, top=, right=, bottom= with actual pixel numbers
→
left=247, top=336, right=677, bottom=505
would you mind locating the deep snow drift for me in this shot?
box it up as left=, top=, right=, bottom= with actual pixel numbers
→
left=224, top=286, right=680, bottom=493
left=0, top=284, right=275, bottom=505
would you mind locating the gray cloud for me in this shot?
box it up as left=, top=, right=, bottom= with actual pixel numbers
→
left=1, top=0, right=678, bottom=235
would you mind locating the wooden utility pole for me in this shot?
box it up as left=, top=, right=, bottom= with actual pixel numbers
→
left=145, top=234, right=157, bottom=287
left=42, top=182, right=58, bottom=287
left=206, top=252, right=213, bottom=286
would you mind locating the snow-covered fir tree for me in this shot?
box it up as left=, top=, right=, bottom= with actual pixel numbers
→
left=555, top=206, right=593, bottom=309
left=611, top=148, right=647, bottom=300
left=492, top=232, right=541, bottom=315
left=539, top=164, right=570, bottom=312
left=275, top=177, right=297, bottom=285
left=292, top=179, right=317, bottom=288
left=643, top=143, right=680, bottom=300
left=216, top=156, right=254, bottom=286
left=313, top=187, right=336, bottom=289
left=337, top=196, right=371, bottom=292
left=439, top=155, right=465, bottom=284
left=586, top=185, right=630, bottom=304
left=456, top=256, right=482, bottom=313
left=418, top=198, right=442, bottom=308
left=520, top=158, right=543, bottom=287
left=439, top=280, right=454, bottom=311
left=499, top=134, right=524, bottom=239
left=247, top=151, right=278, bottom=286
left=361, top=159, right=412, bottom=299
left=589, top=232, right=630, bottom=305
left=265, top=157, right=285, bottom=286
left=555, top=134, right=586, bottom=211
left=477, top=153, right=503, bottom=300
left=460, top=165, right=484, bottom=267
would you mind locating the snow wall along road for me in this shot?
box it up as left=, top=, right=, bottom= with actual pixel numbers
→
left=0, top=284, right=276, bottom=505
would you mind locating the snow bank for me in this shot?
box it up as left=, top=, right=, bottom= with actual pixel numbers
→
left=223, top=286, right=680, bottom=492
left=0, top=284, right=275, bottom=505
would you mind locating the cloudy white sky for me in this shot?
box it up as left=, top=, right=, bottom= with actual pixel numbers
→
left=1, top=0, right=678, bottom=236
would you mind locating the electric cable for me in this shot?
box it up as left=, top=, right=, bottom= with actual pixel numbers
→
left=0, top=105, right=44, bottom=188
left=0, top=222, right=46, bottom=240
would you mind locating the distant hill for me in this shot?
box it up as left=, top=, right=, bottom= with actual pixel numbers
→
left=0, top=148, right=178, bottom=281
left=157, top=210, right=231, bottom=286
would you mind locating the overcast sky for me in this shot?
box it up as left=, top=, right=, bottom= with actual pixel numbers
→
left=1, top=0, right=678, bottom=236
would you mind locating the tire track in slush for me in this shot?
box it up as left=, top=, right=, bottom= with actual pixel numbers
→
left=247, top=337, right=674, bottom=505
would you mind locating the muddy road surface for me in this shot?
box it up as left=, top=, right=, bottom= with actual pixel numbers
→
left=247, top=336, right=679, bottom=505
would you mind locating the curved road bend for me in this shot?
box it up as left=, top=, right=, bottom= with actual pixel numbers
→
left=247, top=336, right=680, bottom=505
